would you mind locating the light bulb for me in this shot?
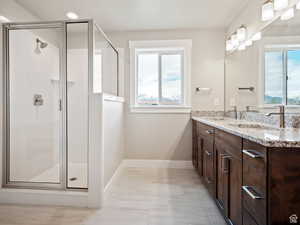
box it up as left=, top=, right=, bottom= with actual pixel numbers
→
left=262, top=0, right=275, bottom=21
left=245, top=39, right=253, bottom=46
left=66, top=12, right=79, bottom=20
left=237, top=26, right=247, bottom=41
left=231, top=33, right=239, bottom=46
left=274, top=0, right=289, bottom=11
left=226, top=40, right=234, bottom=51
left=252, top=32, right=262, bottom=41
left=280, top=8, right=294, bottom=20
left=296, top=1, right=300, bottom=9
left=238, top=43, right=246, bottom=51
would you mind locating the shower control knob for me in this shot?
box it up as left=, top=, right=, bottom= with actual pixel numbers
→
left=33, top=94, right=44, bottom=106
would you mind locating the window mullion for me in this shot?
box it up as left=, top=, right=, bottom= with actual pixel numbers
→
left=158, top=53, right=162, bottom=105
left=283, top=50, right=288, bottom=105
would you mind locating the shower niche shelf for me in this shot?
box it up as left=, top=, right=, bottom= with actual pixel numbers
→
left=50, top=78, right=75, bottom=85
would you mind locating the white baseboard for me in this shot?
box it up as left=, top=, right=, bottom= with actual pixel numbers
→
left=104, top=162, right=124, bottom=194
left=122, top=160, right=193, bottom=169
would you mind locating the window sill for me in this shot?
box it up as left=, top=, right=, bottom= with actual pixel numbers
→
left=130, top=105, right=192, bottom=114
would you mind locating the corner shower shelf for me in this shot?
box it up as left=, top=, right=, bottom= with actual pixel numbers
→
left=51, top=78, right=75, bottom=85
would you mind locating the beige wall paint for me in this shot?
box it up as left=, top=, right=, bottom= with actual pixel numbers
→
left=108, top=30, right=225, bottom=160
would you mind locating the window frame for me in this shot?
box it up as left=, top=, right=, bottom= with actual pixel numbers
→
left=129, top=40, right=192, bottom=113
left=261, top=44, right=300, bottom=107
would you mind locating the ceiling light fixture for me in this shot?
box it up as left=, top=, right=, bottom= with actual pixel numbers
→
left=274, top=0, right=289, bottom=11
left=262, top=0, right=275, bottom=21
left=66, top=12, right=79, bottom=20
left=252, top=32, right=262, bottom=41
left=280, top=7, right=294, bottom=20
left=0, top=15, right=10, bottom=23
left=237, top=25, right=247, bottom=41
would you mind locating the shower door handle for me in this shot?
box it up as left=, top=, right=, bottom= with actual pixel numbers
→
left=59, top=99, right=62, bottom=111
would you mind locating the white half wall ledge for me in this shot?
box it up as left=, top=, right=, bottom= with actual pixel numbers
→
left=122, top=160, right=193, bottom=169
left=103, top=93, right=125, bottom=103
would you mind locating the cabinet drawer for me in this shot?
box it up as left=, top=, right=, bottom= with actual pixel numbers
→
left=215, top=129, right=242, bottom=158
left=242, top=140, right=267, bottom=225
left=243, top=209, right=259, bottom=225
left=197, top=122, right=214, bottom=142
left=243, top=140, right=267, bottom=195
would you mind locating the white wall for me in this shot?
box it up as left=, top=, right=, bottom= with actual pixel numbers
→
left=108, top=29, right=225, bottom=160
left=103, top=97, right=124, bottom=187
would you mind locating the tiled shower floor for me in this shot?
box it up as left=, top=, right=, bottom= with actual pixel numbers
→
left=31, top=163, right=87, bottom=188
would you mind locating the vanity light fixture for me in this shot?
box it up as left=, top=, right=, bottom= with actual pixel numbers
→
left=0, top=15, right=10, bottom=23
left=262, top=0, right=275, bottom=21
left=238, top=43, right=246, bottom=51
left=245, top=39, right=253, bottom=46
left=66, top=12, right=79, bottom=20
left=280, top=7, right=295, bottom=20
left=226, top=39, right=234, bottom=51
left=274, top=0, right=289, bottom=11
left=231, top=32, right=239, bottom=46
left=237, top=25, right=247, bottom=41
left=296, top=0, right=300, bottom=9
left=252, top=32, right=262, bottom=41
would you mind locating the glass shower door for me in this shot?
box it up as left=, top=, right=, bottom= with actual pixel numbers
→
left=4, top=23, right=66, bottom=189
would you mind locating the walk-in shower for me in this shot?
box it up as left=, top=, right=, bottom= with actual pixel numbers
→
left=2, top=19, right=119, bottom=202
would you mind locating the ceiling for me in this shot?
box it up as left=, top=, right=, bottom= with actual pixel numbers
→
left=16, top=0, right=248, bottom=32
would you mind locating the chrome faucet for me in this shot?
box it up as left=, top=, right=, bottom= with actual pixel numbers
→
left=265, top=105, right=285, bottom=128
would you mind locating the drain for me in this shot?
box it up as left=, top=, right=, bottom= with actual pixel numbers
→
left=69, top=177, right=77, bottom=181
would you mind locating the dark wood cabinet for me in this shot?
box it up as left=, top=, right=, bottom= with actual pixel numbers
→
left=215, top=129, right=242, bottom=225
left=193, top=119, right=300, bottom=225
left=216, top=145, right=230, bottom=217
left=192, top=120, right=198, bottom=170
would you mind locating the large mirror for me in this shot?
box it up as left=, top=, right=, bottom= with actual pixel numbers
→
left=225, top=11, right=300, bottom=117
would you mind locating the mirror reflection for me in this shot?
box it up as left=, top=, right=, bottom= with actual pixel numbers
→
left=225, top=10, right=300, bottom=127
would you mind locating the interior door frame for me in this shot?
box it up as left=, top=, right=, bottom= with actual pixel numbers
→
left=2, top=21, right=67, bottom=190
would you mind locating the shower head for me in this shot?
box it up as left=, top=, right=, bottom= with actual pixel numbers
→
left=36, top=38, right=48, bottom=49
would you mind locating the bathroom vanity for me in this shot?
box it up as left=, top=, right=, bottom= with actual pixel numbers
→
left=192, top=117, right=300, bottom=225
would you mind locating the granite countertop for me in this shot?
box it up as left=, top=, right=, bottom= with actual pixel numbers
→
left=192, top=116, right=300, bottom=148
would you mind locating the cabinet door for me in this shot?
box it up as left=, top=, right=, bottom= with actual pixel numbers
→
left=192, top=121, right=198, bottom=169
left=228, top=155, right=242, bottom=225
left=216, top=146, right=230, bottom=217
left=197, top=137, right=203, bottom=176
left=203, top=139, right=214, bottom=196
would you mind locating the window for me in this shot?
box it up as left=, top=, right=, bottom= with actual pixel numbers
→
left=137, top=51, right=183, bottom=105
left=264, top=49, right=300, bottom=105
left=130, top=40, right=192, bottom=113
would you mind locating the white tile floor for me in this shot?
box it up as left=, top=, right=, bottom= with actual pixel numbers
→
left=0, top=167, right=226, bottom=225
